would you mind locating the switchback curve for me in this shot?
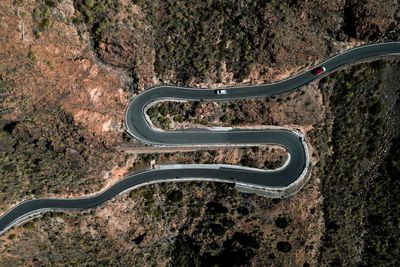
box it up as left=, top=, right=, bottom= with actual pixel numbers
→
left=1, top=42, right=400, bottom=235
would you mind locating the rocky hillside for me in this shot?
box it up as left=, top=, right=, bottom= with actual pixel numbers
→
left=1, top=0, right=400, bottom=266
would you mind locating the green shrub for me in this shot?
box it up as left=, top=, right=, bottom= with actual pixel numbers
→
left=23, top=222, right=34, bottom=230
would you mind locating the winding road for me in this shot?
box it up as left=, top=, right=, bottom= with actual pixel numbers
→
left=1, top=42, right=400, bottom=235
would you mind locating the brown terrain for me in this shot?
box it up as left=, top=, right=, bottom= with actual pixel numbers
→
left=1, top=0, right=400, bottom=266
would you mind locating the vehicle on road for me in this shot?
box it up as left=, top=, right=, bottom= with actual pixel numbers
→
left=215, top=89, right=227, bottom=95
left=312, top=66, right=326, bottom=75
left=2, top=42, right=400, bottom=236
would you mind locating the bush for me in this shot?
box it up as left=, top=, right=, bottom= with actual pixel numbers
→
left=274, top=217, right=289, bottom=229
left=276, top=241, right=292, bottom=253
left=23, top=222, right=34, bottom=230
left=167, top=190, right=183, bottom=202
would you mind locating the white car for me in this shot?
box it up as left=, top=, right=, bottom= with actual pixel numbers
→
left=215, top=89, right=227, bottom=95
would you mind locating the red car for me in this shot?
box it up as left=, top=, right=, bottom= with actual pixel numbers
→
left=312, top=66, right=326, bottom=75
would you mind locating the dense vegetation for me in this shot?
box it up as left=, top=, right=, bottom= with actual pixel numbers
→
left=152, top=1, right=266, bottom=81
left=317, top=60, right=400, bottom=266
left=69, top=0, right=399, bottom=84
left=0, top=106, right=111, bottom=207
left=73, top=0, right=120, bottom=38
left=361, top=134, right=400, bottom=265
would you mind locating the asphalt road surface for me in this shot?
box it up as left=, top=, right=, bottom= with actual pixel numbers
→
left=1, top=42, right=400, bottom=235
